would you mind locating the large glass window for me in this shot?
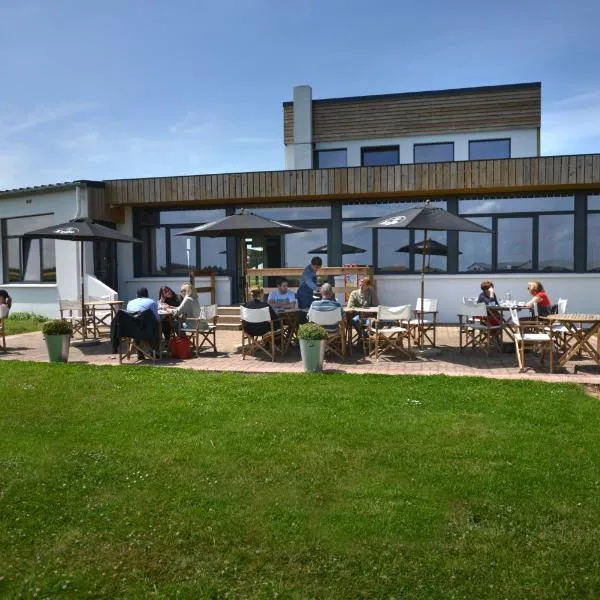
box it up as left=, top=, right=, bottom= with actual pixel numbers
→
left=343, top=200, right=446, bottom=219
left=460, top=196, right=573, bottom=214
left=2, top=213, right=56, bottom=282
left=314, top=149, right=347, bottom=168
left=588, top=214, right=600, bottom=272
left=497, top=218, right=533, bottom=271
left=589, top=195, right=600, bottom=210
left=342, top=221, right=372, bottom=266
left=284, top=229, right=328, bottom=267
left=468, top=139, right=511, bottom=160
left=253, top=206, right=330, bottom=219
left=377, top=230, right=410, bottom=272
left=459, top=217, right=493, bottom=272
left=361, top=146, right=399, bottom=166
left=539, top=214, right=574, bottom=272
left=414, top=142, right=454, bottom=163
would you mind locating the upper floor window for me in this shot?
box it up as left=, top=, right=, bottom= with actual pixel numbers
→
left=315, top=149, right=347, bottom=169
left=361, top=146, right=399, bottom=167
left=413, top=142, right=454, bottom=164
left=469, top=138, right=511, bottom=160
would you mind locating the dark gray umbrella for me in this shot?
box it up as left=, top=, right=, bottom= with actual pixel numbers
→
left=396, top=239, right=459, bottom=256
left=308, top=242, right=366, bottom=255
left=359, top=201, right=491, bottom=348
left=177, top=211, right=308, bottom=300
left=23, top=217, right=141, bottom=341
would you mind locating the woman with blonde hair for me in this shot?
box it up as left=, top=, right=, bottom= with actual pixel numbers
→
left=526, top=280, right=552, bottom=317
left=169, top=282, right=200, bottom=328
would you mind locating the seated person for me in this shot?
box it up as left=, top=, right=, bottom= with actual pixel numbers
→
left=267, top=277, right=296, bottom=313
left=168, top=283, right=201, bottom=329
left=526, top=280, right=552, bottom=317
left=308, top=283, right=342, bottom=331
left=0, top=289, right=11, bottom=317
left=477, top=281, right=499, bottom=306
left=126, top=287, right=159, bottom=320
left=158, top=286, right=180, bottom=309
left=347, top=277, right=377, bottom=336
left=242, top=286, right=279, bottom=337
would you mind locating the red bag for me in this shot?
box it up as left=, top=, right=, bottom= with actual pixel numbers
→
left=169, top=336, right=191, bottom=359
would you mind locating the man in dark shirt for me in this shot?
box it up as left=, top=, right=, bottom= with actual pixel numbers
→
left=242, top=287, right=279, bottom=337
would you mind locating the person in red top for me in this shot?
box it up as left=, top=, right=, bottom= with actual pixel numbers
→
left=526, top=281, right=552, bottom=317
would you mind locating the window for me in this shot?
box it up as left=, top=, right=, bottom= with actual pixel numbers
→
left=361, top=146, right=399, bottom=166
left=284, top=229, right=328, bottom=267
left=468, top=139, right=511, bottom=160
left=2, top=214, right=56, bottom=282
left=460, top=196, right=573, bottom=214
left=342, top=221, right=372, bottom=266
left=497, top=218, right=533, bottom=271
left=314, top=149, right=347, bottom=168
left=253, top=206, right=330, bottom=219
left=459, top=217, right=493, bottom=272
left=539, top=214, right=574, bottom=272
left=588, top=214, right=600, bottom=272
left=413, top=142, right=454, bottom=163
left=377, top=229, right=410, bottom=272
left=343, top=200, right=446, bottom=219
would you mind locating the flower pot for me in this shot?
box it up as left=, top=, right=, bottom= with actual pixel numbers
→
left=299, top=339, right=326, bottom=372
left=45, top=334, right=71, bottom=363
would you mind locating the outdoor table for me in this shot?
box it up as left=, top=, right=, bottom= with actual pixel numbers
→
left=276, top=309, right=302, bottom=353
left=345, top=307, right=378, bottom=355
left=489, top=303, right=534, bottom=342
left=543, top=314, right=600, bottom=367
left=84, top=300, right=124, bottom=338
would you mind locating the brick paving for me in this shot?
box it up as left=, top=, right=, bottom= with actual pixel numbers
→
left=2, top=326, right=599, bottom=384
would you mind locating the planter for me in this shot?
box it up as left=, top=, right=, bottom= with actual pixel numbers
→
left=45, top=334, right=71, bottom=363
left=299, top=339, right=326, bottom=372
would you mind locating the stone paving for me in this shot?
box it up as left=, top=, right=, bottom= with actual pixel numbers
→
left=2, top=326, right=600, bottom=384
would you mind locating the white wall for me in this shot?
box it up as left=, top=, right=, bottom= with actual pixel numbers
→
left=121, top=277, right=232, bottom=306
left=314, top=128, right=538, bottom=167
left=374, top=273, right=600, bottom=323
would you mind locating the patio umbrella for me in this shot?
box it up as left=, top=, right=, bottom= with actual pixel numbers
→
left=176, top=211, right=308, bottom=301
left=396, top=239, right=461, bottom=272
left=308, top=242, right=366, bottom=255
left=359, top=200, right=491, bottom=348
left=23, top=217, right=141, bottom=341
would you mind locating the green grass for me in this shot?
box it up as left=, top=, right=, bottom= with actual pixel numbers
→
left=1, top=363, right=599, bottom=599
left=4, top=312, right=48, bottom=336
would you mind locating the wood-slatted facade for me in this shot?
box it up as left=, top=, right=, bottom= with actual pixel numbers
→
left=104, top=154, right=600, bottom=209
left=283, top=83, right=541, bottom=144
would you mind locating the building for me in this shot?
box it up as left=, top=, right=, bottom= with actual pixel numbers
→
left=1, top=82, right=599, bottom=322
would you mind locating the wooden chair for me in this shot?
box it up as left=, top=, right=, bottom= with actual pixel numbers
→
left=240, top=306, right=281, bottom=361
left=458, top=302, right=502, bottom=356
left=181, top=304, right=218, bottom=355
left=405, top=298, right=439, bottom=347
left=0, top=304, right=8, bottom=352
left=59, top=300, right=95, bottom=339
left=544, top=298, right=574, bottom=355
left=509, top=307, right=553, bottom=373
left=307, top=306, right=346, bottom=360
left=367, top=305, right=412, bottom=361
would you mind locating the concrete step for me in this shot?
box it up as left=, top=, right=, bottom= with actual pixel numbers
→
left=218, top=305, right=241, bottom=315
left=217, top=323, right=241, bottom=331
left=218, top=315, right=241, bottom=324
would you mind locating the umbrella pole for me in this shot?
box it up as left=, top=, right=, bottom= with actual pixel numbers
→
left=241, top=239, right=248, bottom=303
left=80, top=241, right=86, bottom=341
left=419, top=229, right=428, bottom=350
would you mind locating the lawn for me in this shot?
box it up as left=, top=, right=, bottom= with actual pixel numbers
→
left=3, top=312, right=48, bottom=336
left=1, top=363, right=599, bottom=599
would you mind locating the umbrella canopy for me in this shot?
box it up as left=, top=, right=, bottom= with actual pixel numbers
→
left=23, top=218, right=141, bottom=342
left=396, top=239, right=461, bottom=256
left=308, top=242, right=366, bottom=255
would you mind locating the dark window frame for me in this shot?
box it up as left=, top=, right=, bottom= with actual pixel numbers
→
left=1, top=213, right=56, bottom=283
left=468, top=138, right=511, bottom=160
left=360, top=145, right=400, bottom=167
left=314, top=148, right=348, bottom=169
left=586, top=196, right=600, bottom=272
left=413, top=141, right=454, bottom=164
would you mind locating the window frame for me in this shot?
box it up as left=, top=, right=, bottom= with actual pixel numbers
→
left=314, top=148, right=348, bottom=169
left=360, top=145, right=400, bottom=167
left=468, top=138, right=511, bottom=160
left=587, top=196, right=600, bottom=272
left=413, top=141, right=454, bottom=164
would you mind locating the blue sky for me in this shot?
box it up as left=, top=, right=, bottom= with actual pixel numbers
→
left=1, top=0, right=599, bottom=189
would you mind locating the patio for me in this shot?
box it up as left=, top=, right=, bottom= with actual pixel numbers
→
left=3, top=326, right=599, bottom=384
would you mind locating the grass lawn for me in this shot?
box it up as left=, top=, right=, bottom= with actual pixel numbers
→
left=3, top=312, right=48, bottom=336
left=1, top=363, right=599, bottom=599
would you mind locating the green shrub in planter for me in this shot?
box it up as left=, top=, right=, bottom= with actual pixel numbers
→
left=297, top=323, right=328, bottom=341
left=42, top=320, right=73, bottom=336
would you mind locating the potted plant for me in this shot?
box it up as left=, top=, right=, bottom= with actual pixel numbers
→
left=297, top=322, right=328, bottom=372
left=42, top=320, right=73, bottom=363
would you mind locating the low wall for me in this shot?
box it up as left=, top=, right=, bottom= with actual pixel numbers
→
left=1, top=284, right=61, bottom=318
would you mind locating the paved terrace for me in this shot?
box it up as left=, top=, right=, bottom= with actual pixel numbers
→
left=2, top=326, right=599, bottom=384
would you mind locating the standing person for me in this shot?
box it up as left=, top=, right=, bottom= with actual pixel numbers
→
left=477, top=281, right=499, bottom=305
left=169, top=282, right=200, bottom=329
left=267, top=277, right=296, bottom=313
left=158, top=286, right=180, bottom=309
left=0, top=290, right=12, bottom=311
left=126, top=287, right=159, bottom=320
left=526, top=281, right=552, bottom=317
left=297, top=256, right=322, bottom=310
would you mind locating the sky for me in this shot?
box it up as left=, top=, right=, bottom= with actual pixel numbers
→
left=0, top=0, right=599, bottom=189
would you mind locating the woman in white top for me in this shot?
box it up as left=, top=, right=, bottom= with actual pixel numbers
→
left=169, top=282, right=200, bottom=329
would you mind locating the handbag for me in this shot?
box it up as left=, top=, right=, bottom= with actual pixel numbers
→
left=169, top=335, right=191, bottom=359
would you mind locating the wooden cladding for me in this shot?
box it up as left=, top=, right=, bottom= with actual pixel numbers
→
left=283, top=83, right=541, bottom=144
left=104, top=154, right=600, bottom=208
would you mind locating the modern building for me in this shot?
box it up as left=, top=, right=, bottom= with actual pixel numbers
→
left=1, top=82, right=599, bottom=322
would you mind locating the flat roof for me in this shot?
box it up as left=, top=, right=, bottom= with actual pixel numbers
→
left=0, top=180, right=103, bottom=198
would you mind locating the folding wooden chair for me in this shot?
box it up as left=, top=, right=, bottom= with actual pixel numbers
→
left=240, top=306, right=281, bottom=361
left=307, top=307, right=346, bottom=360
left=458, top=302, right=502, bottom=356
left=405, top=298, right=439, bottom=347
left=181, top=304, right=219, bottom=355
left=367, top=305, right=412, bottom=361
left=59, top=300, right=94, bottom=340
left=0, top=305, right=8, bottom=352
left=544, top=298, right=574, bottom=355
left=509, top=307, right=553, bottom=373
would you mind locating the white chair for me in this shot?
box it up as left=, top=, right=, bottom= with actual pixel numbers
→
left=0, top=304, right=9, bottom=352
left=457, top=303, right=501, bottom=356
left=59, top=299, right=95, bottom=339
left=181, top=304, right=219, bottom=355
left=509, top=307, right=553, bottom=373
left=368, top=305, right=412, bottom=361
left=308, top=306, right=346, bottom=359
left=240, top=306, right=281, bottom=361
left=405, top=298, right=439, bottom=347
